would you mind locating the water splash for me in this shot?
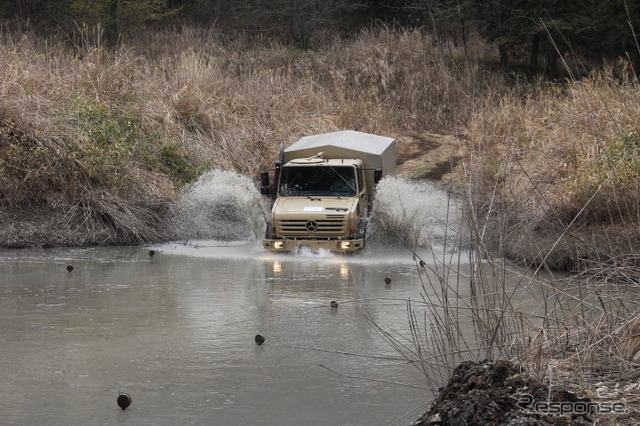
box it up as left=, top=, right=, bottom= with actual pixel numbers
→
left=168, top=170, right=462, bottom=254
left=171, top=169, right=266, bottom=241
left=367, top=176, right=462, bottom=252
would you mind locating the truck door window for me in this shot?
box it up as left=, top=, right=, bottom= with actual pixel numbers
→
left=279, top=166, right=356, bottom=197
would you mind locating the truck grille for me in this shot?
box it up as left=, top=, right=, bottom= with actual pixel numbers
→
left=277, top=215, right=347, bottom=238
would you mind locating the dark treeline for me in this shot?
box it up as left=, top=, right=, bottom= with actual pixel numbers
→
left=2, top=0, right=640, bottom=75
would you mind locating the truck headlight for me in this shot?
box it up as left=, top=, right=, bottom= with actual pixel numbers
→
left=273, top=241, right=285, bottom=250
left=339, top=241, right=351, bottom=250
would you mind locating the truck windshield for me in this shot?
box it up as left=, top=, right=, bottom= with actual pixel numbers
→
left=279, top=166, right=357, bottom=197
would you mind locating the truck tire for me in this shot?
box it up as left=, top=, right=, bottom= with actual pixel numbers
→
left=265, top=221, right=273, bottom=239
left=356, top=218, right=368, bottom=240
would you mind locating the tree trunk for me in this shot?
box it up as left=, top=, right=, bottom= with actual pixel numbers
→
left=8, top=0, right=25, bottom=17
left=529, top=31, right=540, bottom=75
left=214, top=0, right=224, bottom=20
left=105, top=0, right=120, bottom=47
left=426, top=1, right=438, bottom=41
left=498, top=43, right=508, bottom=69
left=546, top=43, right=558, bottom=79
left=456, top=0, right=468, bottom=58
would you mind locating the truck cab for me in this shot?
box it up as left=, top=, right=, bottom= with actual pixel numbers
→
left=261, top=131, right=396, bottom=253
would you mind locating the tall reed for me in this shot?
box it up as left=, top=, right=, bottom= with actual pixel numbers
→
left=0, top=25, right=502, bottom=245
left=352, top=36, right=640, bottom=418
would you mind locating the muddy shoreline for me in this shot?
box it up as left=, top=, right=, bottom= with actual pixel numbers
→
left=0, top=203, right=174, bottom=249
left=416, top=359, right=595, bottom=426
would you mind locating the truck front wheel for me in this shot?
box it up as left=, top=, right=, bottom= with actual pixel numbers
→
left=356, top=218, right=368, bottom=240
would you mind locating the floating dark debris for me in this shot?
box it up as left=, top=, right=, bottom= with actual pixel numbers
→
left=255, top=334, right=265, bottom=345
left=149, top=250, right=155, bottom=258
left=330, top=301, right=339, bottom=308
left=384, top=277, right=391, bottom=285
left=117, top=393, right=132, bottom=410
left=66, top=265, right=73, bottom=273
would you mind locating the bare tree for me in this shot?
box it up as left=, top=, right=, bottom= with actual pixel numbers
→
left=225, top=0, right=367, bottom=48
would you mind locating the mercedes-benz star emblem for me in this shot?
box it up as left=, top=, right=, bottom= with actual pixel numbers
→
left=306, top=220, right=318, bottom=232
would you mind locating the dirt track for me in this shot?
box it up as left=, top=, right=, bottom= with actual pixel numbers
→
left=394, top=132, right=463, bottom=182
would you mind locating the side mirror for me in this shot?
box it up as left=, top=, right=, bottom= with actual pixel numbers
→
left=374, top=169, right=383, bottom=185
left=260, top=170, right=270, bottom=195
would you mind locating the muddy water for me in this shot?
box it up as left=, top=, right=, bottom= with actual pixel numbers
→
left=0, top=243, right=461, bottom=426
left=1, top=170, right=631, bottom=425
left=0, top=173, right=474, bottom=425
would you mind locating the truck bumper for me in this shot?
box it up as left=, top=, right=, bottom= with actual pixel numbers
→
left=263, top=239, right=365, bottom=253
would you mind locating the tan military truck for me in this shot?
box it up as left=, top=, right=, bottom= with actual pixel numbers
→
left=260, top=130, right=396, bottom=253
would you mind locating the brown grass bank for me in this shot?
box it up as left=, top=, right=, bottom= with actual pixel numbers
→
left=0, top=23, right=639, bottom=279
left=465, top=65, right=640, bottom=277
left=0, top=25, right=500, bottom=247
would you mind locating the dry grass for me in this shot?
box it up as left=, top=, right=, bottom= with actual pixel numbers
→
left=367, top=88, right=640, bottom=418
left=0, top=23, right=637, bottom=261
left=3, top=20, right=640, bottom=422
left=0, top=24, right=501, bottom=245
left=466, top=62, right=640, bottom=272
left=369, top=192, right=640, bottom=423
left=441, top=64, right=640, bottom=419
left=0, top=23, right=640, bottom=258
left=0, top=23, right=638, bottom=257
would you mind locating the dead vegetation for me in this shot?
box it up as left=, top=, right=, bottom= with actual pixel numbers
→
left=370, top=199, right=640, bottom=424
left=2, top=21, right=640, bottom=424
left=0, top=23, right=638, bottom=268
left=0, top=25, right=501, bottom=246
left=465, top=64, right=640, bottom=273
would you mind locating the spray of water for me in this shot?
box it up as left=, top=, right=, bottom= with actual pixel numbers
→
left=168, top=169, right=461, bottom=254
left=367, top=176, right=462, bottom=253
left=170, top=169, right=266, bottom=241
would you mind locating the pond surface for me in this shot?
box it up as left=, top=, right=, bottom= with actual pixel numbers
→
left=0, top=242, right=457, bottom=426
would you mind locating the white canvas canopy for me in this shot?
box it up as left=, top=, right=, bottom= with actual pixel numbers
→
left=284, top=130, right=396, bottom=176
